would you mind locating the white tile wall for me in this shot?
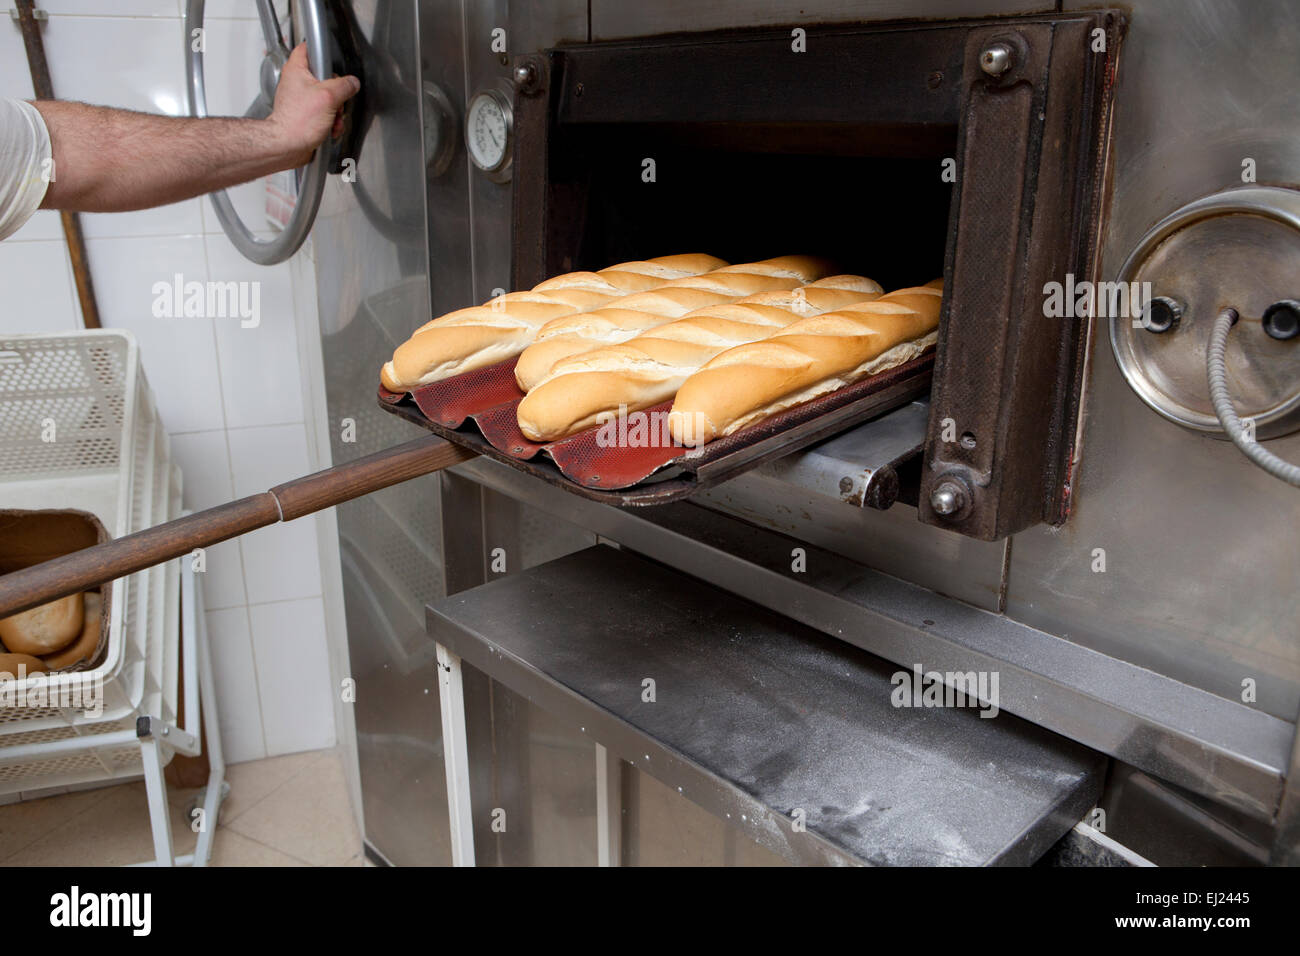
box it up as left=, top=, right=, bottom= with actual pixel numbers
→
left=204, top=606, right=266, bottom=764
left=79, top=200, right=205, bottom=241
left=81, top=235, right=225, bottom=433
left=40, top=2, right=180, bottom=17
left=206, top=235, right=306, bottom=427
left=0, top=4, right=334, bottom=761
left=0, top=240, right=79, bottom=334
left=43, top=16, right=188, bottom=114
left=249, top=598, right=336, bottom=755
left=202, top=0, right=269, bottom=19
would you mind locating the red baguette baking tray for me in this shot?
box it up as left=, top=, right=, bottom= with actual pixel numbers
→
left=378, top=352, right=933, bottom=506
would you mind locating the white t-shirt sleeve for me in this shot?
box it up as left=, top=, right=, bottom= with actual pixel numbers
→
left=0, top=98, right=53, bottom=241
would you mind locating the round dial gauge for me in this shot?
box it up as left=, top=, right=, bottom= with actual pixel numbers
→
left=422, top=81, right=456, bottom=178
left=466, top=89, right=512, bottom=173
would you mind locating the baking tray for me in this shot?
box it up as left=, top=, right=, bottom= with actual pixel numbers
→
left=378, top=352, right=933, bottom=506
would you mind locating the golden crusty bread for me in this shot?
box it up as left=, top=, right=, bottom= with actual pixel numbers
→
left=379, top=253, right=728, bottom=391
left=517, top=276, right=882, bottom=441
left=708, top=255, right=836, bottom=279
left=747, top=274, right=882, bottom=295
left=514, top=256, right=837, bottom=391
left=0, top=592, right=83, bottom=656
left=0, top=653, right=47, bottom=679
left=515, top=288, right=743, bottom=392
left=668, top=283, right=943, bottom=446
left=561, top=252, right=738, bottom=284
left=41, top=592, right=101, bottom=671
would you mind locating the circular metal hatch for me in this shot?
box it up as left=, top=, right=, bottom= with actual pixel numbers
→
left=1112, top=186, right=1300, bottom=439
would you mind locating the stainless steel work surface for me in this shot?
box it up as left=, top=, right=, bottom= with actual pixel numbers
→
left=427, top=545, right=1105, bottom=866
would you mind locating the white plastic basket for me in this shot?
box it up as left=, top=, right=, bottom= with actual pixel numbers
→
left=0, top=331, right=170, bottom=737
left=0, top=463, right=182, bottom=794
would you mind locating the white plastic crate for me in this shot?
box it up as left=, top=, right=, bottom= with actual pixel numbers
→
left=0, top=463, right=182, bottom=793
left=0, top=331, right=208, bottom=835
left=0, top=331, right=169, bottom=736
left=0, top=448, right=178, bottom=741
left=1, top=556, right=226, bottom=867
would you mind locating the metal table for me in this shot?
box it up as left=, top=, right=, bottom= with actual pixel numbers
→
left=427, top=545, right=1104, bottom=866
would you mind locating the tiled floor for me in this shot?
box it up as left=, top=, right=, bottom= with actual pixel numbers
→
left=0, top=748, right=362, bottom=866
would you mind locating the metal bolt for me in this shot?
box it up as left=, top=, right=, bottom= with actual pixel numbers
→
left=930, top=480, right=968, bottom=517
left=980, top=43, right=1014, bottom=77
left=864, top=467, right=900, bottom=511
left=513, top=62, right=537, bottom=90
left=1140, top=296, right=1184, bottom=334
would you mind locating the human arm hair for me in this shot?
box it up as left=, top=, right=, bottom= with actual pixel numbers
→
left=35, top=43, right=357, bottom=213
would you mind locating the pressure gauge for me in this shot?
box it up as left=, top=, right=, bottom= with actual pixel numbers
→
left=466, top=88, right=513, bottom=181
left=422, top=81, right=456, bottom=178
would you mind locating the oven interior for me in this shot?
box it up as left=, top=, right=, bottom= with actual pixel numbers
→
left=553, top=125, right=957, bottom=290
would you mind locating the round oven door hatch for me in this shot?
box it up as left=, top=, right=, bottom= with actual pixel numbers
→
left=1112, top=186, right=1300, bottom=439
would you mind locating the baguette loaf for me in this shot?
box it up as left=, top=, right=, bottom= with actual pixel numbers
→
left=380, top=253, right=728, bottom=391
left=514, top=256, right=836, bottom=391
left=668, top=283, right=943, bottom=446
left=517, top=276, right=882, bottom=441
left=708, top=255, right=836, bottom=279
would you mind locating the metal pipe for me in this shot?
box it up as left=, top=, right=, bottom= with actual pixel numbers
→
left=0, top=435, right=475, bottom=618
left=1206, top=307, right=1300, bottom=488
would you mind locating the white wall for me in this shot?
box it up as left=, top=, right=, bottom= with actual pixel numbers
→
left=0, top=1, right=336, bottom=764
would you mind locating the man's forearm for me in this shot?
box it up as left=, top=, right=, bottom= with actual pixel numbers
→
left=33, top=101, right=310, bottom=213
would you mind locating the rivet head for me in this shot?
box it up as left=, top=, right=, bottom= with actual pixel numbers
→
left=513, top=63, right=537, bottom=89
left=980, top=43, right=1014, bottom=76
left=930, top=481, right=968, bottom=517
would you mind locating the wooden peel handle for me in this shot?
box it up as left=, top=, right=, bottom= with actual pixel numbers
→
left=0, top=435, right=474, bottom=619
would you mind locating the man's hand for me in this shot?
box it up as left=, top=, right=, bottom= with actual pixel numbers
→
left=267, top=43, right=361, bottom=167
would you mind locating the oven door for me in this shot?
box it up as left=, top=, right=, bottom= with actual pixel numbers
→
left=511, top=13, right=1123, bottom=540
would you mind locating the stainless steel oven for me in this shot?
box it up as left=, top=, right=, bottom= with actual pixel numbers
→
left=289, top=0, right=1300, bottom=865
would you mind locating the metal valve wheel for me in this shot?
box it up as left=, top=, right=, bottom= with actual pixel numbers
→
left=184, top=0, right=331, bottom=265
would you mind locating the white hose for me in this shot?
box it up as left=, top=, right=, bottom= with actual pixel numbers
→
left=1206, top=307, right=1300, bottom=487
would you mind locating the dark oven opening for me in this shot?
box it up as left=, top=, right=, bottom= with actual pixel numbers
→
left=553, top=126, right=957, bottom=290
left=511, top=12, right=1122, bottom=540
